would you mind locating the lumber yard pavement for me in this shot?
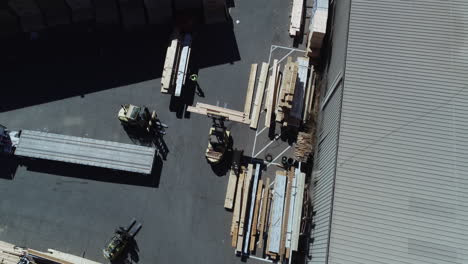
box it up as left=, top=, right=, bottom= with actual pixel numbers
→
left=0, top=0, right=311, bottom=264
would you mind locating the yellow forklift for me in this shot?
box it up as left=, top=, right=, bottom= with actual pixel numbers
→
left=118, top=104, right=167, bottom=134
left=205, top=115, right=231, bottom=164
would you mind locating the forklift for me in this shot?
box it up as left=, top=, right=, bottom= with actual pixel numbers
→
left=118, top=104, right=167, bottom=134
left=205, top=115, right=231, bottom=164
left=103, top=219, right=142, bottom=261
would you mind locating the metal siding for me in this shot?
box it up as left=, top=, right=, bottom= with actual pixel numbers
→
left=330, top=0, right=468, bottom=263
left=310, top=83, right=343, bottom=263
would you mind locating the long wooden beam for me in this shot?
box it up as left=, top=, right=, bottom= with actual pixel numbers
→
left=231, top=167, right=245, bottom=247
left=187, top=104, right=250, bottom=125
left=250, top=62, right=269, bottom=129
left=244, top=64, right=258, bottom=118
left=236, top=164, right=252, bottom=253
left=257, top=177, right=270, bottom=250
left=265, top=60, right=279, bottom=128
left=224, top=168, right=238, bottom=210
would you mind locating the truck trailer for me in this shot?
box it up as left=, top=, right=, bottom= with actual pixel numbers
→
left=0, top=126, right=156, bottom=175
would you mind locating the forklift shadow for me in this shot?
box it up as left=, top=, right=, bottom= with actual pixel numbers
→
left=20, top=155, right=163, bottom=188
left=110, top=237, right=140, bottom=264
left=0, top=155, right=19, bottom=180
left=123, top=125, right=169, bottom=161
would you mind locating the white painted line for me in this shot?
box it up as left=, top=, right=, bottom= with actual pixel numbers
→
left=254, top=138, right=278, bottom=158
left=249, top=255, right=274, bottom=263
left=271, top=44, right=306, bottom=53
left=267, top=146, right=292, bottom=168
left=256, top=126, right=268, bottom=137
left=251, top=130, right=258, bottom=157
left=277, top=49, right=296, bottom=65
left=269, top=180, right=275, bottom=188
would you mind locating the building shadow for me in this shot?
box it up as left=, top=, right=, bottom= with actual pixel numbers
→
left=1, top=16, right=240, bottom=112
left=0, top=155, right=19, bottom=180
left=17, top=154, right=163, bottom=188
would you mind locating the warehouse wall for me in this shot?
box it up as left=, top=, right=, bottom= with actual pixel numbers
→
left=308, top=0, right=350, bottom=263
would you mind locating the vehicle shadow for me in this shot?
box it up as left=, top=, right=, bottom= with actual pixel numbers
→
left=0, top=155, right=19, bottom=180
left=18, top=155, right=163, bottom=188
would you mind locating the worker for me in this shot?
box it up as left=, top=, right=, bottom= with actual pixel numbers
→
left=190, top=73, right=198, bottom=82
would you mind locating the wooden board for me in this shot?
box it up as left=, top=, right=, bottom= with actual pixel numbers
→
left=289, top=0, right=304, bottom=36
left=265, top=60, right=279, bottom=128
left=28, top=249, right=74, bottom=264
left=187, top=105, right=251, bottom=125
left=257, top=177, right=270, bottom=250
left=161, top=38, right=179, bottom=93
left=244, top=164, right=260, bottom=254
left=244, top=64, right=258, bottom=118
left=224, top=169, right=238, bottom=209
left=250, top=62, right=269, bottom=129
left=47, top=249, right=102, bottom=264
left=236, top=164, right=253, bottom=253
left=231, top=168, right=246, bottom=247
left=303, top=68, right=315, bottom=122
left=249, top=179, right=263, bottom=251
left=289, top=57, right=309, bottom=127
left=279, top=168, right=294, bottom=260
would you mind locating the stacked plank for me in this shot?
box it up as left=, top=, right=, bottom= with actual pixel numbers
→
left=187, top=102, right=250, bottom=125
left=289, top=0, right=304, bottom=37
left=250, top=63, right=269, bottom=130
left=275, top=58, right=299, bottom=124
left=264, top=60, right=280, bottom=128
left=0, top=240, right=102, bottom=264
left=161, top=34, right=181, bottom=93
left=265, top=168, right=306, bottom=261
left=295, top=132, right=314, bottom=162
left=306, top=6, right=328, bottom=61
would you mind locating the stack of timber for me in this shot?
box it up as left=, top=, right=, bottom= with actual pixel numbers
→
left=265, top=168, right=306, bottom=261
left=288, top=57, right=310, bottom=127
left=250, top=62, right=269, bottom=130
left=264, top=60, right=280, bottom=128
left=306, top=3, right=328, bottom=61
left=161, top=33, right=181, bottom=93
left=227, top=165, right=307, bottom=261
left=0, top=240, right=101, bottom=264
left=295, top=132, right=314, bottom=162
left=243, top=64, right=258, bottom=120
left=187, top=102, right=250, bottom=125
left=275, top=58, right=299, bottom=125
left=289, top=0, right=304, bottom=37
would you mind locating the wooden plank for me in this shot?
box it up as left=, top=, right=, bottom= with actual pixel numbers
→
left=244, top=64, right=258, bottom=118
left=231, top=168, right=245, bottom=247
left=289, top=57, right=309, bottom=127
left=250, top=62, right=269, bottom=129
left=265, top=60, right=279, bottom=128
left=257, top=177, right=270, bottom=250
left=289, top=0, right=304, bottom=36
left=187, top=105, right=251, bottom=125
left=236, top=164, right=253, bottom=253
left=47, top=249, right=102, bottom=264
left=249, top=179, right=263, bottom=251
left=243, top=164, right=260, bottom=254
left=303, top=67, right=315, bottom=122
left=161, top=38, right=179, bottom=93
left=286, top=172, right=298, bottom=251
left=291, top=172, right=305, bottom=251
left=197, top=102, right=247, bottom=118
left=224, top=169, right=238, bottom=210
left=174, top=34, right=192, bottom=97
left=279, top=168, right=294, bottom=260
left=28, top=249, right=74, bottom=264
left=267, top=171, right=287, bottom=254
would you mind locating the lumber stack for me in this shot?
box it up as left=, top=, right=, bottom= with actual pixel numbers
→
left=187, top=102, right=250, bottom=125
left=306, top=6, right=328, bottom=61
left=264, top=60, right=280, bottom=128
left=250, top=62, right=269, bottom=130
left=161, top=34, right=181, bottom=93
left=288, top=57, right=310, bottom=128
left=0, top=240, right=102, bottom=264
left=295, top=132, right=314, bottom=162
left=275, top=58, right=299, bottom=124
left=226, top=165, right=307, bottom=261
left=289, top=0, right=304, bottom=37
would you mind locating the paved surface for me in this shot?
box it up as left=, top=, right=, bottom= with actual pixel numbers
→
left=0, top=0, right=309, bottom=263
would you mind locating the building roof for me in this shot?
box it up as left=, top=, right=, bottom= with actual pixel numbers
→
left=329, top=0, right=468, bottom=263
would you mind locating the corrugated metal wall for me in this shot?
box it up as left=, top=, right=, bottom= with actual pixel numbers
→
left=309, top=0, right=350, bottom=263
left=310, top=83, right=343, bottom=263
left=329, top=0, right=468, bottom=263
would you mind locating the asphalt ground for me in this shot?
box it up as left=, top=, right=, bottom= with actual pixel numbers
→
left=0, top=0, right=310, bottom=263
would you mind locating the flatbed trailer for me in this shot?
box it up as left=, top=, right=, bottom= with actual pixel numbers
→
left=13, top=130, right=156, bottom=174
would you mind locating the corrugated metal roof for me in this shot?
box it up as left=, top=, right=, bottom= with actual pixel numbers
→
left=329, top=0, right=468, bottom=263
